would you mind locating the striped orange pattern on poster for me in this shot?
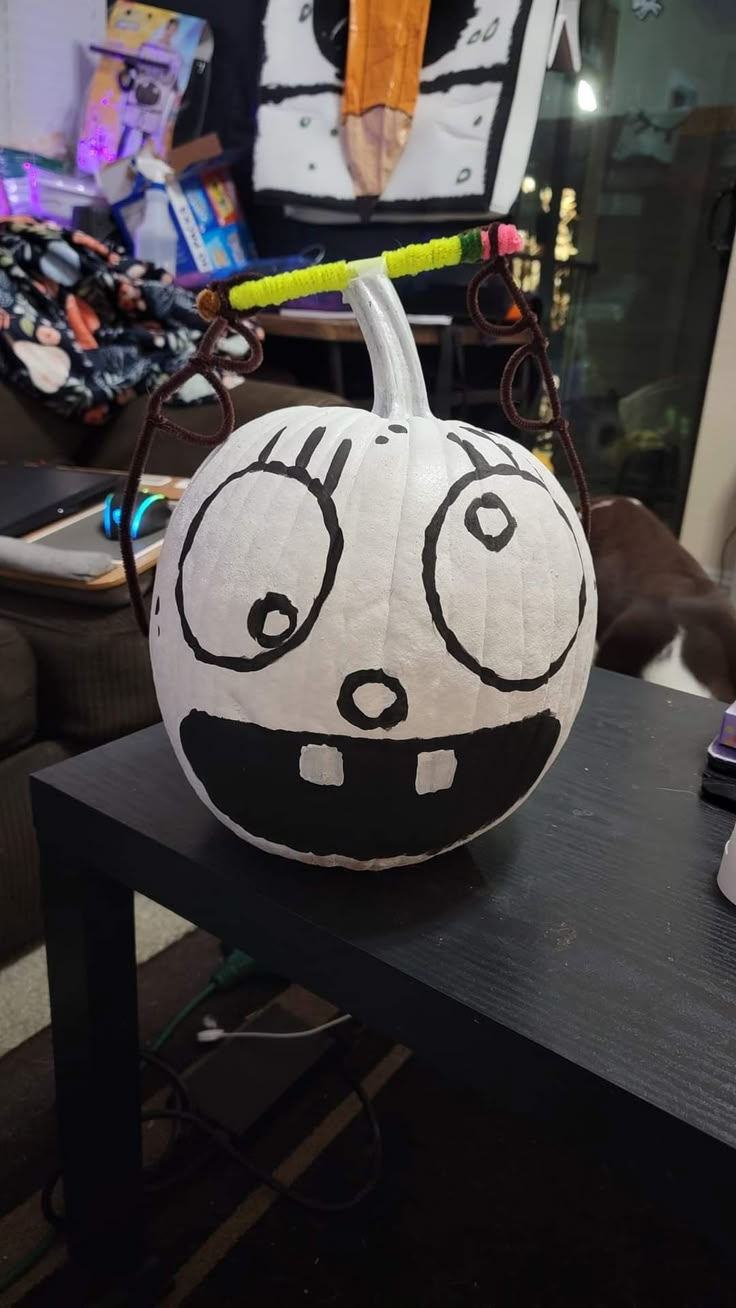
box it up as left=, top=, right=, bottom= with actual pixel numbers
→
left=341, top=0, right=431, bottom=218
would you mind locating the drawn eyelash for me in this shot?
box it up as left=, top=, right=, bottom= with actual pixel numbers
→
left=258, top=427, right=285, bottom=462
left=459, top=424, right=521, bottom=469
left=258, top=425, right=352, bottom=494
left=447, top=430, right=544, bottom=487
left=446, top=431, right=494, bottom=476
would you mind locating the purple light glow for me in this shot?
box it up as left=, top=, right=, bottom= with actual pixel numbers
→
left=27, top=166, right=40, bottom=218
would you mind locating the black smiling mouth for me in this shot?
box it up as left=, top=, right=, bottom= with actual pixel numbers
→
left=180, top=710, right=560, bottom=862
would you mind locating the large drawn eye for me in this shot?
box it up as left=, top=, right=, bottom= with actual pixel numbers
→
left=423, top=442, right=586, bottom=692
left=176, top=438, right=345, bottom=672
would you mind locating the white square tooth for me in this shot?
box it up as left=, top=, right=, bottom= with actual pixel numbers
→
left=415, top=749, right=457, bottom=795
left=299, top=744, right=344, bottom=787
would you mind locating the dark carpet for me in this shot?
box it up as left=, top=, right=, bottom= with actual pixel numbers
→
left=1, top=929, right=733, bottom=1307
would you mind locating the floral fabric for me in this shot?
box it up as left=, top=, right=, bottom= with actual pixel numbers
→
left=0, top=219, right=209, bottom=425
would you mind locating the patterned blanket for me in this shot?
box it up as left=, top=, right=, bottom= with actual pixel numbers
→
left=0, top=219, right=217, bottom=424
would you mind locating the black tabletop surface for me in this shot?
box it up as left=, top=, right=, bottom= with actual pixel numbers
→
left=34, top=670, right=736, bottom=1150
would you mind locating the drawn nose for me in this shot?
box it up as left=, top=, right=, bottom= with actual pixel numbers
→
left=337, top=669, right=409, bottom=731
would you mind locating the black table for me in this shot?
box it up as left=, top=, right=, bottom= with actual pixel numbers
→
left=33, top=670, right=736, bottom=1286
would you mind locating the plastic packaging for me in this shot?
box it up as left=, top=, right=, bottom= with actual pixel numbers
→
left=134, top=181, right=178, bottom=274
left=0, top=149, right=103, bottom=224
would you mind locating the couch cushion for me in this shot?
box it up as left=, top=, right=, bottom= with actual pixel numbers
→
left=0, top=739, right=70, bottom=963
left=83, top=379, right=347, bottom=478
left=0, top=620, right=36, bottom=755
left=0, top=591, right=157, bottom=745
left=0, top=381, right=87, bottom=463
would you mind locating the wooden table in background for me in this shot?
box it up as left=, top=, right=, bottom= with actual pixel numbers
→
left=259, top=312, right=532, bottom=417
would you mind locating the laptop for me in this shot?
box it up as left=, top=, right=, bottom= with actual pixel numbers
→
left=0, top=466, right=122, bottom=538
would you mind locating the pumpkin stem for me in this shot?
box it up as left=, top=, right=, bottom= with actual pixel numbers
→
left=343, top=268, right=431, bottom=419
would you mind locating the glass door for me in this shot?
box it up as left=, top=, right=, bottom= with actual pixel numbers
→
left=514, top=0, right=736, bottom=530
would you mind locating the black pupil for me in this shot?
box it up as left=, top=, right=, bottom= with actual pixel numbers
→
left=247, top=592, right=298, bottom=649
left=464, top=492, right=516, bottom=552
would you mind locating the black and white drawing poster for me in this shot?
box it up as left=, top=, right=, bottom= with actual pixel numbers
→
left=254, top=0, right=578, bottom=216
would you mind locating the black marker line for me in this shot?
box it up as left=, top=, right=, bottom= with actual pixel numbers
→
left=247, top=591, right=298, bottom=649
left=493, top=439, right=520, bottom=468
left=295, top=425, right=326, bottom=468
left=322, top=438, right=352, bottom=496
left=422, top=465, right=586, bottom=693
left=337, top=669, right=408, bottom=732
left=176, top=460, right=343, bottom=673
left=460, top=424, right=522, bottom=469
left=464, top=491, right=516, bottom=553
left=258, top=427, right=285, bottom=462
left=447, top=431, right=493, bottom=476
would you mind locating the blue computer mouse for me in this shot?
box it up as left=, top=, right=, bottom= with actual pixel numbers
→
left=102, top=490, right=170, bottom=541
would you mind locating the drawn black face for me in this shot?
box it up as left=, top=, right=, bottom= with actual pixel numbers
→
left=179, top=708, right=560, bottom=861
left=173, top=423, right=586, bottom=862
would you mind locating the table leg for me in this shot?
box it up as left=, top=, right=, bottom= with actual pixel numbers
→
left=327, top=340, right=345, bottom=397
left=39, top=838, right=144, bottom=1277
left=434, top=325, right=454, bottom=418
left=451, top=327, right=468, bottom=420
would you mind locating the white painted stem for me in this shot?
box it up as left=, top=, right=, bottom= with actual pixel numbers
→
left=343, top=268, right=432, bottom=420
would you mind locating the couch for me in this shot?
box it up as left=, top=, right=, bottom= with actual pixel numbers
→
left=0, top=373, right=343, bottom=963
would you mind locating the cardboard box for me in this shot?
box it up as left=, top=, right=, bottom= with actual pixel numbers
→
left=98, top=136, right=256, bottom=283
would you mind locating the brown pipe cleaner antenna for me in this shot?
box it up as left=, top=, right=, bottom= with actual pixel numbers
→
left=120, top=313, right=263, bottom=636
left=467, top=224, right=591, bottom=539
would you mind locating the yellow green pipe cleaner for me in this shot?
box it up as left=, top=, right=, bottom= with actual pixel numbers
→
left=196, top=224, right=524, bottom=320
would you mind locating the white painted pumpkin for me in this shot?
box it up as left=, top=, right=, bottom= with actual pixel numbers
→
left=152, top=271, right=596, bottom=869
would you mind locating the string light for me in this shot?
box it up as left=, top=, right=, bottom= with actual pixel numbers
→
left=576, top=78, right=598, bottom=113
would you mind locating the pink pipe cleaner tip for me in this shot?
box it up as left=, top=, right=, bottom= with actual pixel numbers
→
left=497, top=224, right=523, bottom=256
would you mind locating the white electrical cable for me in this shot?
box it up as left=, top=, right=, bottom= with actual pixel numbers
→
left=196, top=1013, right=353, bottom=1044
